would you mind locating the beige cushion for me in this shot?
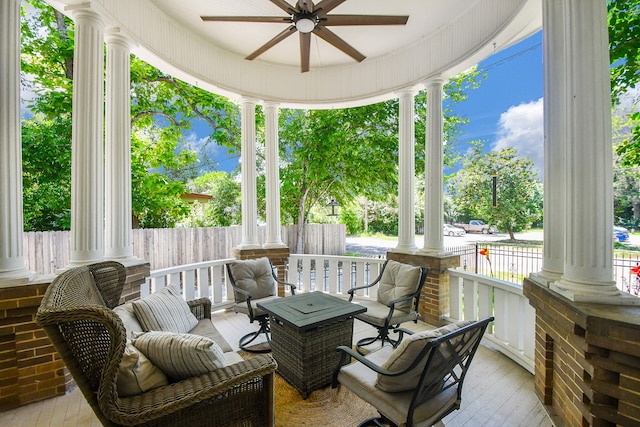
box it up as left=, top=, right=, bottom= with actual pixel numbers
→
left=376, top=320, right=474, bottom=392
left=113, top=302, right=144, bottom=340
left=376, top=260, right=422, bottom=312
left=116, top=342, right=168, bottom=397
left=229, top=258, right=276, bottom=301
left=188, top=318, right=233, bottom=353
left=132, top=284, right=198, bottom=334
left=132, top=331, right=225, bottom=381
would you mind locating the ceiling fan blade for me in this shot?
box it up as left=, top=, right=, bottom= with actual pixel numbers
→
left=270, top=0, right=296, bottom=14
left=201, top=16, right=289, bottom=23
left=245, top=25, right=297, bottom=60
left=313, top=26, right=365, bottom=62
left=298, top=0, right=314, bottom=13
left=322, top=15, right=409, bottom=26
left=299, top=32, right=311, bottom=72
left=313, top=0, right=347, bottom=17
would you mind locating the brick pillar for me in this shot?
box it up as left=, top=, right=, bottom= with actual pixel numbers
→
left=524, top=277, right=640, bottom=426
left=231, top=247, right=290, bottom=296
left=386, top=252, right=460, bottom=326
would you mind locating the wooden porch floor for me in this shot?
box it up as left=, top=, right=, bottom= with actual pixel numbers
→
left=0, top=309, right=554, bottom=427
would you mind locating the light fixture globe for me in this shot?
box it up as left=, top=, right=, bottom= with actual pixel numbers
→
left=295, top=16, right=316, bottom=33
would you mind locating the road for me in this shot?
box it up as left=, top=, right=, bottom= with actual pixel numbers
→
left=346, top=230, right=639, bottom=256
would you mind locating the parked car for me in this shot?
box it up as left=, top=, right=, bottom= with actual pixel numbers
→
left=614, top=226, right=629, bottom=242
left=443, top=224, right=466, bottom=237
left=453, top=220, right=497, bottom=234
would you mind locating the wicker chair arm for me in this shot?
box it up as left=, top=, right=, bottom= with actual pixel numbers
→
left=105, top=354, right=277, bottom=426
left=187, top=298, right=212, bottom=320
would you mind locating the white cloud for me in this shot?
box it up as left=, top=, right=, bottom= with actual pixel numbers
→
left=492, top=97, right=543, bottom=177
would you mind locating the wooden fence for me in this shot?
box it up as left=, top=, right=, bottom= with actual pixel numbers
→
left=22, top=223, right=346, bottom=275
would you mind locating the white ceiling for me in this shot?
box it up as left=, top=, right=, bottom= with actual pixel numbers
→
left=48, top=0, right=542, bottom=107
left=150, top=0, right=475, bottom=70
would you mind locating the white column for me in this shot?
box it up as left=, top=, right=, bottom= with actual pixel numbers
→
left=0, top=0, right=32, bottom=283
left=263, top=102, right=286, bottom=248
left=532, top=0, right=567, bottom=286
left=69, top=8, right=105, bottom=266
left=421, top=78, right=446, bottom=254
left=551, top=0, right=619, bottom=300
left=239, top=97, right=260, bottom=248
left=394, top=89, right=417, bottom=253
left=105, top=31, right=137, bottom=261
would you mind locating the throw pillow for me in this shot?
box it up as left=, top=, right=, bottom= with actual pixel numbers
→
left=375, top=320, right=474, bottom=392
left=113, top=302, right=144, bottom=340
left=376, top=260, right=422, bottom=312
left=132, top=331, right=226, bottom=381
left=132, top=284, right=198, bottom=333
left=116, top=342, right=168, bottom=397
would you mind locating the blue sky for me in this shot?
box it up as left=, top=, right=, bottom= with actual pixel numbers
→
left=185, top=31, right=545, bottom=175
left=449, top=30, right=543, bottom=176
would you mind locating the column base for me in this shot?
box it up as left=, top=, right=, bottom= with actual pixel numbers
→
left=0, top=268, right=36, bottom=285
left=550, top=278, right=630, bottom=303
left=528, top=270, right=562, bottom=287
left=391, top=244, right=417, bottom=254
left=263, top=242, right=287, bottom=249
left=105, top=255, right=145, bottom=267
left=418, top=247, right=452, bottom=257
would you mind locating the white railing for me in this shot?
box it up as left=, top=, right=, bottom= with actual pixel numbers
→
left=144, top=258, right=235, bottom=311
left=287, top=254, right=386, bottom=298
left=447, top=269, right=535, bottom=373
left=146, top=255, right=534, bottom=373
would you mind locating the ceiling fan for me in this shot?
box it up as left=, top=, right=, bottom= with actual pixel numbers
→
left=201, top=0, right=409, bottom=72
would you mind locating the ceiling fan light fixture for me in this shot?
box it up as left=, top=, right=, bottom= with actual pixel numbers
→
left=295, top=17, right=316, bottom=33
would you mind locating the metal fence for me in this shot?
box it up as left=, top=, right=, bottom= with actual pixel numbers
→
left=446, top=242, right=640, bottom=296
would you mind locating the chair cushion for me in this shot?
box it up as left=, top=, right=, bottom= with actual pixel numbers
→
left=377, top=260, right=422, bottom=312
left=355, top=299, right=418, bottom=327
left=113, top=301, right=144, bottom=340
left=376, top=320, right=474, bottom=392
left=229, top=258, right=276, bottom=300
left=338, top=346, right=459, bottom=426
left=188, top=318, right=234, bottom=353
left=116, top=342, right=169, bottom=397
left=132, top=331, right=226, bottom=381
left=132, top=284, right=199, bottom=334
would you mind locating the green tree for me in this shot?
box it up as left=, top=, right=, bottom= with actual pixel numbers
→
left=613, top=107, right=640, bottom=226
left=182, top=171, right=241, bottom=227
left=449, top=146, right=542, bottom=239
left=609, top=0, right=640, bottom=166
left=20, top=0, right=241, bottom=230
left=278, top=70, right=482, bottom=251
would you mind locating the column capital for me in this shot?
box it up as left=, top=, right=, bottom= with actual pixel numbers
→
left=424, top=75, right=446, bottom=88
left=263, top=100, right=280, bottom=110
left=395, top=87, right=417, bottom=99
left=240, top=96, right=258, bottom=106
left=105, top=28, right=133, bottom=49
left=68, top=4, right=104, bottom=26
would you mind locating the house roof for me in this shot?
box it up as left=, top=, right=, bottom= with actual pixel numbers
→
left=47, top=0, right=541, bottom=108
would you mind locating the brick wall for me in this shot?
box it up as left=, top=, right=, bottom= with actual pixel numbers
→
left=524, top=278, right=640, bottom=426
left=387, top=252, right=460, bottom=326
left=0, top=262, right=149, bottom=411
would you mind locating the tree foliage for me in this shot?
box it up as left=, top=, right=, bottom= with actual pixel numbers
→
left=448, top=146, right=542, bottom=239
left=609, top=0, right=640, bottom=166
left=182, top=171, right=241, bottom=227
left=20, top=0, right=242, bottom=230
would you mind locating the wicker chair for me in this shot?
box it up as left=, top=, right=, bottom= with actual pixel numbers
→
left=348, top=260, right=429, bottom=352
left=226, top=257, right=296, bottom=353
left=332, top=317, right=494, bottom=427
left=36, top=262, right=277, bottom=427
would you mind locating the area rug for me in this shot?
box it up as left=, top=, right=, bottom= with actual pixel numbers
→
left=239, top=350, right=379, bottom=426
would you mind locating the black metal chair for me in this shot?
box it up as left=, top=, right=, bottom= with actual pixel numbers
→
left=226, top=257, right=296, bottom=353
left=332, top=317, right=494, bottom=427
left=348, top=260, right=429, bottom=352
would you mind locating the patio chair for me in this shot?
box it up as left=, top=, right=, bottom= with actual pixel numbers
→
left=227, top=257, right=296, bottom=353
left=348, top=260, right=429, bottom=352
left=332, top=317, right=494, bottom=427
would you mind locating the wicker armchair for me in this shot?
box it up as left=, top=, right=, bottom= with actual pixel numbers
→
left=36, top=262, right=277, bottom=427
